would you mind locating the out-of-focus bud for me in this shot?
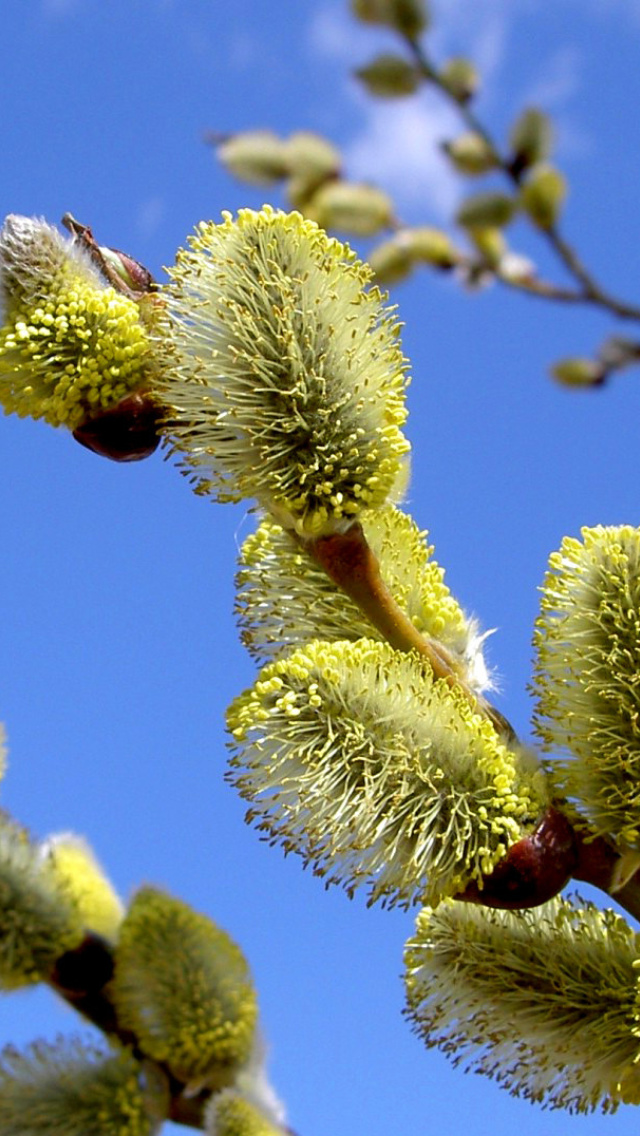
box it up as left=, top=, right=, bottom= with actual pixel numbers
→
left=442, top=132, right=497, bottom=177
left=456, top=192, right=516, bottom=230
left=217, top=131, right=290, bottom=186
left=112, top=887, right=258, bottom=1091
left=0, top=815, right=85, bottom=989
left=350, top=0, right=429, bottom=38
left=520, top=164, right=567, bottom=229
left=439, top=57, right=479, bottom=103
left=550, top=356, right=605, bottom=388
left=403, top=226, right=458, bottom=268
left=368, top=237, right=414, bottom=284
left=468, top=226, right=506, bottom=268
left=0, top=1039, right=168, bottom=1136
left=355, top=54, right=421, bottom=97
left=205, top=1088, right=288, bottom=1136
left=286, top=174, right=323, bottom=214
left=284, top=131, right=341, bottom=183
left=597, top=335, right=640, bottom=373
left=309, top=181, right=394, bottom=236
left=40, top=833, right=124, bottom=943
left=509, top=108, right=553, bottom=174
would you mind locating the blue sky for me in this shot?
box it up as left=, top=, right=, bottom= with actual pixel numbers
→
left=2, top=1, right=640, bottom=1134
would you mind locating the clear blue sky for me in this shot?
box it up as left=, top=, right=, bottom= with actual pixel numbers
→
left=1, top=1, right=640, bottom=1133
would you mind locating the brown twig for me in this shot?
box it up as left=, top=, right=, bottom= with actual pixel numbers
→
left=47, top=933, right=212, bottom=1131
left=403, top=38, right=640, bottom=324
left=303, top=522, right=515, bottom=741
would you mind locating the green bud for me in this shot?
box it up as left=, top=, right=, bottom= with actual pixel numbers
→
left=350, top=0, right=429, bottom=38
left=456, top=192, right=517, bottom=230
left=283, top=131, right=341, bottom=183
left=111, top=887, right=258, bottom=1090
left=368, top=237, right=414, bottom=284
left=442, top=133, right=497, bottom=176
left=550, top=356, right=604, bottom=388
left=439, top=57, right=479, bottom=103
left=355, top=54, right=421, bottom=98
left=468, top=226, right=506, bottom=268
left=509, top=107, right=553, bottom=172
left=309, top=180, right=394, bottom=236
left=217, top=132, right=289, bottom=186
left=285, top=175, right=322, bottom=213
left=520, top=164, right=567, bottom=229
left=402, top=226, right=458, bottom=267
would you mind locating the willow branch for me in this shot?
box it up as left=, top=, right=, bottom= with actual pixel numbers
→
left=303, top=522, right=515, bottom=741
left=404, top=37, right=640, bottom=324
left=47, top=933, right=211, bottom=1131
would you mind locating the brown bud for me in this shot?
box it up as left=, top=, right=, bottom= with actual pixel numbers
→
left=458, top=807, right=577, bottom=909
left=98, top=246, right=156, bottom=297
left=73, top=391, right=161, bottom=462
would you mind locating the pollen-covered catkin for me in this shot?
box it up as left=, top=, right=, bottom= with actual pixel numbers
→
left=160, top=206, right=410, bottom=536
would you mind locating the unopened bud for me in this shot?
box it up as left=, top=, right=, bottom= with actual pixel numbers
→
left=217, top=131, right=289, bottom=186
left=439, top=57, right=479, bottom=103
left=509, top=108, right=553, bottom=174
left=456, top=192, right=516, bottom=230
left=309, top=181, right=394, bottom=236
left=520, top=164, right=566, bottom=229
left=368, top=237, right=414, bottom=284
left=350, top=0, right=429, bottom=37
left=468, top=226, right=506, bottom=268
left=443, top=132, right=497, bottom=176
left=404, top=226, right=458, bottom=268
left=284, top=131, right=341, bottom=183
left=550, top=356, right=604, bottom=388
left=97, top=245, right=155, bottom=296
left=355, top=54, right=420, bottom=97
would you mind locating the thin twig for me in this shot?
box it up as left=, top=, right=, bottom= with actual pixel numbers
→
left=404, top=38, right=640, bottom=324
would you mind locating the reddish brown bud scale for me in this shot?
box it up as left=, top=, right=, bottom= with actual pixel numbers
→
left=73, top=391, right=161, bottom=462
left=458, top=807, right=577, bottom=909
left=50, top=931, right=114, bottom=996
